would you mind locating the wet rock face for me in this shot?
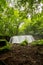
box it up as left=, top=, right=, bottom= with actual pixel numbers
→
left=0, top=41, right=6, bottom=47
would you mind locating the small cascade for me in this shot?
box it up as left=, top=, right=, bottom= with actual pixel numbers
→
left=9, top=35, right=35, bottom=44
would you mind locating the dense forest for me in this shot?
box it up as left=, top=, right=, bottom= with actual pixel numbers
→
left=0, top=0, right=43, bottom=37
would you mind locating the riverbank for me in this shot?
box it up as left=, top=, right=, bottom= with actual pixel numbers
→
left=0, top=44, right=43, bottom=65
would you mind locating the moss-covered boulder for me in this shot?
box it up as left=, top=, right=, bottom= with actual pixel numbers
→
left=31, top=39, right=43, bottom=46
left=20, top=40, right=28, bottom=46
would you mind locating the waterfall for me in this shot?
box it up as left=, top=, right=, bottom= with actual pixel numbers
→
left=9, top=35, right=35, bottom=44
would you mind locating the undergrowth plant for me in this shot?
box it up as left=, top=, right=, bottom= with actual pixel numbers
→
left=20, top=40, right=28, bottom=46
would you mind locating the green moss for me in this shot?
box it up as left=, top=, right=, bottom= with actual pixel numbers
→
left=20, top=40, right=28, bottom=46
left=31, top=39, right=43, bottom=46
left=0, top=39, right=11, bottom=51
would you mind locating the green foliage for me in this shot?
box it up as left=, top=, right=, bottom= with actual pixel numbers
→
left=19, top=12, right=43, bottom=36
left=0, top=0, right=43, bottom=37
left=31, top=39, right=43, bottom=46
left=20, top=40, right=28, bottom=46
left=18, top=18, right=32, bottom=35
left=0, top=0, right=7, bottom=12
left=31, top=12, right=43, bottom=35
left=0, top=8, right=21, bottom=36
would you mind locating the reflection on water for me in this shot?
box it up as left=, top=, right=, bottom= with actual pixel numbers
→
left=10, top=35, right=35, bottom=44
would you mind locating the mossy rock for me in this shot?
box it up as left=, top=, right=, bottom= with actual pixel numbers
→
left=0, top=34, right=10, bottom=41
left=31, top=39, right=43, bottom=46
left=0, top=39, right=11, bottom=51
left=20, top=40, right=28, bottom=46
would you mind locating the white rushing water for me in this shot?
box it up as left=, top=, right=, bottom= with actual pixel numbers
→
left=9, top=35, right=35, bottom=44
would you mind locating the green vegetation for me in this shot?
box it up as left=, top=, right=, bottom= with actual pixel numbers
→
left=0, top=39, right=11, bottom=51
left=20, top=40, right=28, bottom=46
left=20, top=39, right=43, bottom=46
left=0, top=0, right=43, bottom=37
left=31, top=39, right=43, bottom=46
